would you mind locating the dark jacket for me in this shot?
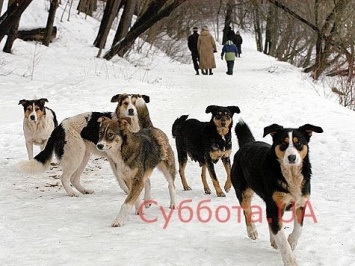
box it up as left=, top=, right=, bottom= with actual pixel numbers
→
left=188, top=32, right=199, bottom=56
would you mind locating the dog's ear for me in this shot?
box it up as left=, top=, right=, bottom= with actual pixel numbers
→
left=118, top=117, right=132, bottom=131
left=38, top=98, right=48, bottom=105
left=97, top=116, right=108, bottom=124
left=141, top=95, right=150, bottom=103
left=111, top=94, right=123, bottom=103
left=228, top=106, right=241, bottom=115
left=298, top=124, right=323, bottom=137
left=205, top=105, right=217, bottom=114
left=263, top=124, right=284, bottom=137
left=18, top=99, right=27, bottom=106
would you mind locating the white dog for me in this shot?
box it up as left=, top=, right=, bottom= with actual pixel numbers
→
left=19, top=98, right=58, bottom=159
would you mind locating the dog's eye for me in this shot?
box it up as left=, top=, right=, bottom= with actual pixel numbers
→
left=35, top=108, right=40, bottom=111
left=279, top=142, right=288, bottom=151
left=294, top=142, right=303, bottom=150
left=108, top=133, right=114, bottom=139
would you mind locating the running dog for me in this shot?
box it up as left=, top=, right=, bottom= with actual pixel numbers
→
left=231, top=119, right=323, bottom=266
left=19, top=98, right=58, bottom=159
left=172, top=105, right=240, bottom=197
left=18, top=94, right=152, bottom=197
left=96, top=116, right=177, bottom=227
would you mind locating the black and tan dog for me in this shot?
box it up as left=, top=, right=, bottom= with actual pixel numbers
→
left=96, top=116, right=177, bottom=227
left=19, top=98, right=58, bottom=159
left=231, top=119, right=323, bottom=265
left=172, top=105, right=240, bottom=197
left=19, top=94, right=152, bottom=197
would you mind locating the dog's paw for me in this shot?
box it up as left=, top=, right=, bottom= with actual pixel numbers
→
left=82, top=189, right=94, bottom=194
left=183, top=186, right=192, bottom=191
left=170, top=203, right=177, bottom=209
left=67, top=191, right=80, bottom=197
left=270, top=239, right=278, bottom=249
left=111, top=219, right=125, bottom=227
left=224, top=182, right=231, bottom=192
left=204, top=188, right=211, bottom=194
left=247, top=225, right=258, bottom=240
left=216, top=191, right=226, bottom=197
left=288, top=236, right=298, bottom=251
left=145, top=202, right=152, bottom=208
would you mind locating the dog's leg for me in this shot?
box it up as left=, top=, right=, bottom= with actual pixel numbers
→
left=70, top=150, right=94, bottom=194
left=267, top=200, right=298, bottom=266
left=26, top=140, right=34, bottom=159
left=60, top=169, right=80, bottom=197
left=287, top=206, right=304, bottom=250
left=270, top=227, right=298, bottom=266
left=200, top=165, right=211, bottom=194
left=240, top=188, right=257, bottom=239
left=143, top=179, right=152, bottom=208
left=107, top=158, right=130, bottom=194
left=206, top=161, right=225, bottom=197
left=112, top=171, right=150, bottom=227
left=178, top=160, right=191, bottom=191
left=158, top=161, right=177, bottom=209
left=221, top=156, right=232, bottom=193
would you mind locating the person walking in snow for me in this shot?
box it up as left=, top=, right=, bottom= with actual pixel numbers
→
left=221, top=38, right=238, bottom=75
left=188, top=26, right=200, bottom=75
left=198, top=26, right=217, bottom=75
left=234, top=31, right=243, bottom=57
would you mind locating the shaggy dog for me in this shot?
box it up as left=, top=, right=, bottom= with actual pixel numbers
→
left=96, top=116, right=177, bottom=227
left=231, top=119, right=323, bottom=265
left=172, top=105, right=240, bottom=197
left=19, top=98, right=58, bottom=159
left=18, top=94, right=152, bottom=197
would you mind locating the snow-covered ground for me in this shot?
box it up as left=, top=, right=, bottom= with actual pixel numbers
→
left=0, top=1, right=354, bottom=265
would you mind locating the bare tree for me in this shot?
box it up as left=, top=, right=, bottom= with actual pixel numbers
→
left=44, top=0, right=59, bottom=46
left=104, top=0, right=187, bottom=60
left=112, top=0, right=136, bottom=45
left=0, top=0, right=33, bottom=44
left=93, top=0, right=122, bottom=57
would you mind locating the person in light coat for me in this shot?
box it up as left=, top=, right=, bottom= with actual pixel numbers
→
left=198, top=26, right=217, bottom=75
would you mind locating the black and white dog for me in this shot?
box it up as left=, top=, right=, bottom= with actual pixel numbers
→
left=231, top=119, right=323, bottom=265
left=19, top=98, right=58, bottom=159
left=18, top=94, right=152, bottom=197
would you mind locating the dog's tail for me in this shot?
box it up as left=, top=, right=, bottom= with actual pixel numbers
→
left=235, top=119, right=255, bottom=148
left=18, top=125, right=64, bottom=175
left=172, top=115, right=189, bottom=138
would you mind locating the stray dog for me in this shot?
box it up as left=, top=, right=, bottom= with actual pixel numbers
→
left=19, top=98, right=58, bottom=159
left=18, top=94, right=152, bottom=197
left=96, top=116, right=177, bottom=227
left=231, top=119, right=323, bottom=265
left=172, top=105, right=240, bottom=197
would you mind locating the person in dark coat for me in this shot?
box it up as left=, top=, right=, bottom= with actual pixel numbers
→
left=221, top=38, right=238, bottom=75
left=188, top=26, right=200, bottom=75
left=234, top=31, right=243, bottom=57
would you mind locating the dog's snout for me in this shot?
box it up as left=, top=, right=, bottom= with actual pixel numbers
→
left=30, top=115, right=35, bottom=120
left=128, top=108, right=134, bottom=116
left=288, top=154, right=296, bottom=163
left=97, top=144, right=104, bottom=150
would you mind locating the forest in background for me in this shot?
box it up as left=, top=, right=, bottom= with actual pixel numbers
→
left=0, top=0, right=354, bottom=110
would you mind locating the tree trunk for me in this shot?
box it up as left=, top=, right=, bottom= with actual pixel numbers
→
left=3, top=0, right=19, bottom=53
left=104, top=0, right=186, bottom=60
left=222, top=0, right=234, bottom=45
left=251, top=1, right=263, bottom=52
left=44, top=0, right=59, bottom=46
left=112, top=0, right=136, bottom=45
left=93, top=0, right=121, bottom=57
left=0, top=0, right=32, bottom=44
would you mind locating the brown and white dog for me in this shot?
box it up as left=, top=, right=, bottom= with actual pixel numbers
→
left=96, top=116, right=177, bottom=227
left=18, top=94, right=152, bottom=197
left=19, top=98, right=58, bottom=159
